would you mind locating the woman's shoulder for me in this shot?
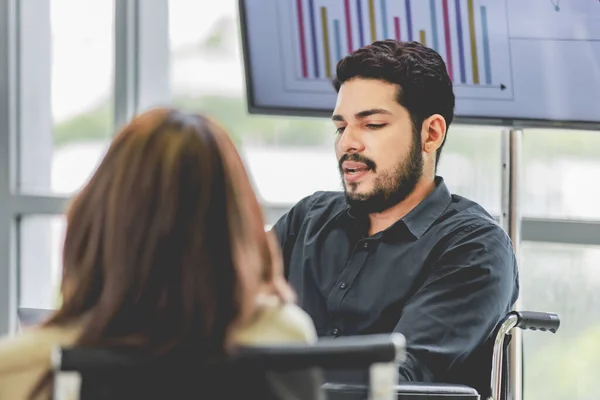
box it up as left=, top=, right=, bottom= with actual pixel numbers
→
left=263, top=300, right=317, bottom=342
left=232, top=295, right=317, bottom=346
left=0, top=322, right=81, bottom=373
left=0, top=322, right=83, bottom=399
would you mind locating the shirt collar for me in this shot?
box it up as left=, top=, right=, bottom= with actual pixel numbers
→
left=401, top=176, right=452, bottom=238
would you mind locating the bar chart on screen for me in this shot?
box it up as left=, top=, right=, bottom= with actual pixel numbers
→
left=242, top=0, right=600, bottom=122
left=277, top=0, right=514, bottom=100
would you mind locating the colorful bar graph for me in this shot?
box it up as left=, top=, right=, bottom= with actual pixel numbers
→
left=308, top=0, right=319, bottom=77
left=380, top=0, right=389, bottom=39
left=334, top=19, right=343, bottom=62
left=405, top=0, right=413, bottom=41
left=429, top=0, right=439, bottom=52
left=455, top=0, right=467, bottom=83
left=321, top=7, right=332, bottom=78
left=292, top=0, right=499, bottom=87
left=481, top=6, right=492, bottom=85
left=369, top=0, right=377, bottom=42
left=442, top=0, right=453, bottom=81
left=468, top=0, right=480, bottom=84
left=296, top=0, right=308, bottom=78
left=344, top=0, right=353, bottom=52
left=356, top=0, right=364, bottom=47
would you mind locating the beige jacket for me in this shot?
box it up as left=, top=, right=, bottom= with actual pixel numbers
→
left=0, top=299, right=316, bottom=400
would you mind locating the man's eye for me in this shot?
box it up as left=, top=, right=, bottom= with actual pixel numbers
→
left=335, top=127, right=346, bottom=135
left=366, top=124, right=387, bottom=130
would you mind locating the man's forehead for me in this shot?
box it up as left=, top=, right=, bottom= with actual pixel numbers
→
left=333, top=90, right=402, bottom=119
left=333, top=80, right=401, bottom=118
left=339, top=78, right=397, bottom=95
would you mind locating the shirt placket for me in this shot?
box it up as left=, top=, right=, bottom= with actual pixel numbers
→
left=326, top=239, right=373, bottom=336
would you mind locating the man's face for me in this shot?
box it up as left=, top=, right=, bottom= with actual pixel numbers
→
left=332, top=78, right=424, bottom=214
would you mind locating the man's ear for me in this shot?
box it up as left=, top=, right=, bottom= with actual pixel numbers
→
left=421, top=114, right=446, bottom=155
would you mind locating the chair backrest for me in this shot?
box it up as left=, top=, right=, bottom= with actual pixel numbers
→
left=53, top=333, right=405, bottom=400
left=54, top=347, right=316, bottom=400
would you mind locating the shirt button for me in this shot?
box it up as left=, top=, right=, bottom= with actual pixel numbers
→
left=339, top=282, right=347, bottom=289
left=332, top=328, right=340, bottom=336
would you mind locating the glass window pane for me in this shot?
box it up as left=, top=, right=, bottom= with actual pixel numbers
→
left=520, top=241, right=600, bottom=400
left=438, top=125, right=501, bottom=217
left=19, top=215, right=65, bottom=310
left=170, top=0, right=339, bottom=226
left=169, top=0, right=501, bottom=224
left=20, top=0, right=114, bottom=195
left=523, top=129, right=600, bottom=221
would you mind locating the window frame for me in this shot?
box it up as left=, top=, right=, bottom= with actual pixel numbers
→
left=0, top=0, right=170, bottom=334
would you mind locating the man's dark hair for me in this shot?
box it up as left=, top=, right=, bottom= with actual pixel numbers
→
left=332, top=40, right=455, bottom=168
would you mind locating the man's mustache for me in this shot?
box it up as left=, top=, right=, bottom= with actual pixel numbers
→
left=338, top=153, right=377, bottom=172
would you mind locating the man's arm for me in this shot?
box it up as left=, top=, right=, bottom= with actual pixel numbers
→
left=271, top=194, right=314, bottom=277
left=394, top=221, right=520, bottom=381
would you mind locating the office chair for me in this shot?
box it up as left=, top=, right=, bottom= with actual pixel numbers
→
left=52, top=333, right=407, bottom=400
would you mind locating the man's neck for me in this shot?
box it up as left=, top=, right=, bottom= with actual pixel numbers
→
left=368, top=177, right=437, bottom=236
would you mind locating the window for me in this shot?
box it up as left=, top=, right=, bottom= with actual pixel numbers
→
left=19, top=216, right=66, bottom=310
left=520, top=241, right=600, bottom=400
left=170, top=0, right=341, bottom=225
left=438, top=125, right=502, bottom=217
left=19, top=0, right=114, bottom=195
left=522, top=129, right=600, bottom=221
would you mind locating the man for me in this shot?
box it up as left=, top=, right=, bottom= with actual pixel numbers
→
left=272, top=40, right=519, bottom=394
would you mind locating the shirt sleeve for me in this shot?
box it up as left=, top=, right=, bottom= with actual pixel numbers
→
left=394, top=221, right=520, bottom=382
left=271, top=194, right=315, bottom=277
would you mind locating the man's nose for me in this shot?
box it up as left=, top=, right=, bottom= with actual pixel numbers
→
left=337, top=126, right=365, bottom=154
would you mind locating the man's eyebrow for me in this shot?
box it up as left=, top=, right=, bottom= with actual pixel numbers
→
left=331, top=108, right=392, bottom=122
left=355, top=109, right=392, bottom=119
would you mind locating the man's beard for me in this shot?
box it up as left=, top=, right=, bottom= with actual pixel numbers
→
left=338, top=133, right=423, bottom=215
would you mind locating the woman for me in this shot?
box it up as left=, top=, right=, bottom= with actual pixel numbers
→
left=0, top=108, right=316, bottom=399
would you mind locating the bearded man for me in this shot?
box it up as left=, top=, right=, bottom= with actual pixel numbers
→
left=272, top=40, right=519, bottom=396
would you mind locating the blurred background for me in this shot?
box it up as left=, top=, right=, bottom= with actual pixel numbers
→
left=0, top=1, right=599, bottom=399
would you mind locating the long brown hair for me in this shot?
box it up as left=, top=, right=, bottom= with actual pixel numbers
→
left=44, top=108, right=286, bottom=360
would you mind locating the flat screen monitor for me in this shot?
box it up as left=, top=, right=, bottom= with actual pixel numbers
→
left=239, top=0, right=600, bottom=127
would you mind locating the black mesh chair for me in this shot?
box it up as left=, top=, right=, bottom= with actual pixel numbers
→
left=322, top=311, right=561, bottom=400
left=51, top=333, right=407, bottom=400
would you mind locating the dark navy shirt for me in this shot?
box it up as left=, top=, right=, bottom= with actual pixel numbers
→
left=273, top=177, right=519, bottom=392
